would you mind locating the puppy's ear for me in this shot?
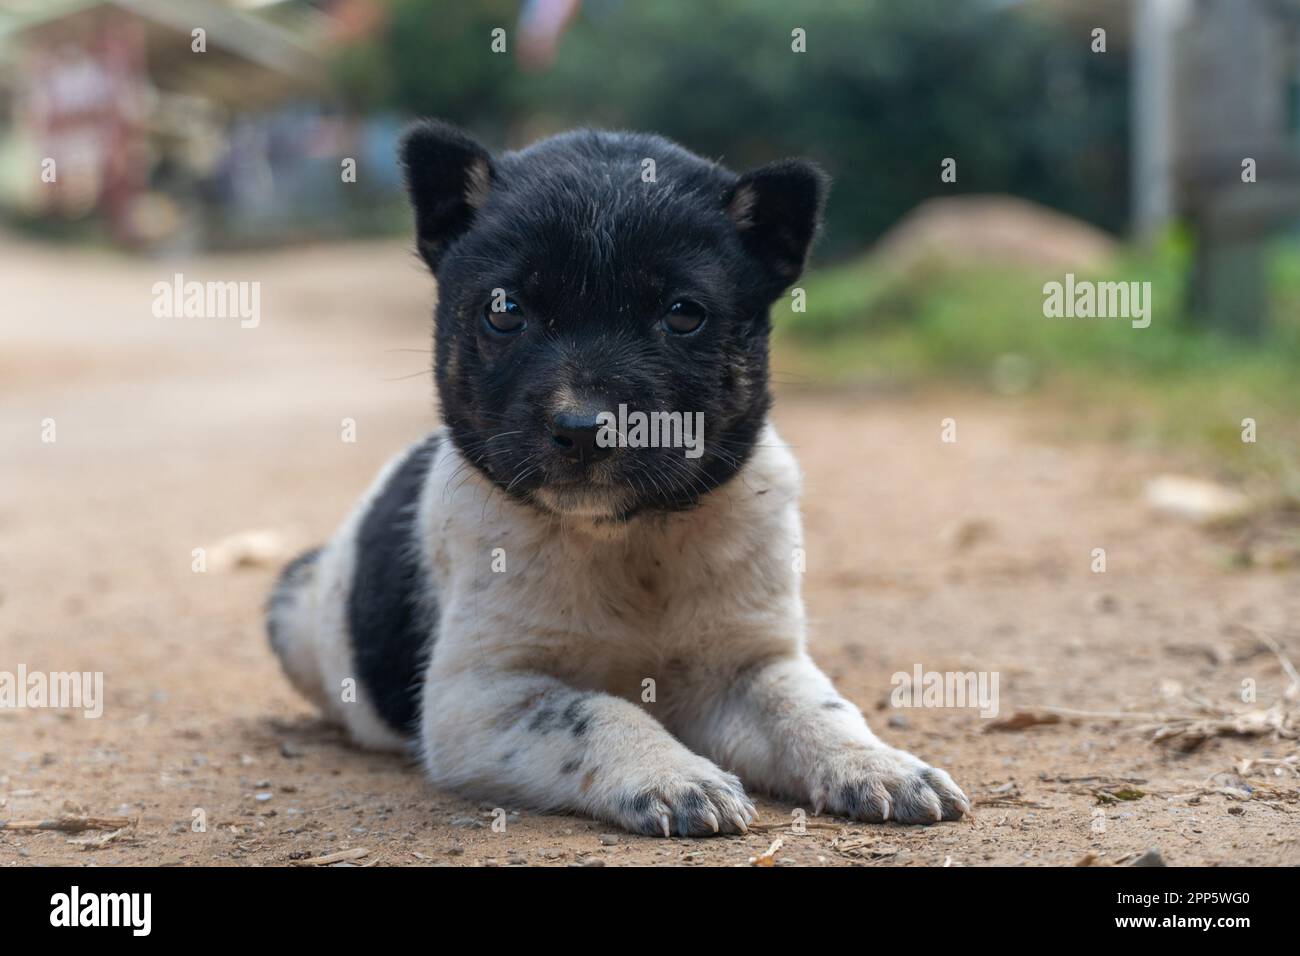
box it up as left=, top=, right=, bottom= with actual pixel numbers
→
left=725, top=159, right=828, bottom=291
left=400, top=119, right=495, bottom=273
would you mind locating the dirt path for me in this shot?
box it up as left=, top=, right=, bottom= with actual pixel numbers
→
left=2, top=236, right=1297, bottom=867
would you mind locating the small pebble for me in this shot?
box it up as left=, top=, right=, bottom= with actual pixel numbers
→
left=1091, top=593, right=1120, bottom=614
left=1129, top=848, right=1166, bottom=867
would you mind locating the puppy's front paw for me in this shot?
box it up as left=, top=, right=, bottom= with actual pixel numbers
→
left=608, top=760, right=758, bottom=837
left=811, top=746, right=969, bottom=824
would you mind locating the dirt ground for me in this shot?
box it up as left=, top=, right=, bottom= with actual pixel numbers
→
left=2, top=235, right=1297, bottom=867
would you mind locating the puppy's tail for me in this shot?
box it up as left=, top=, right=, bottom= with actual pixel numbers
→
left=266, top=546, right=328, bottom=710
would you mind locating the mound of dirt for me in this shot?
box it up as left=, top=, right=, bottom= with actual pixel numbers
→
left=869, top=195, right=1118, bottom=275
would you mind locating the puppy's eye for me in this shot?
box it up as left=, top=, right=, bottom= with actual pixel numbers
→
left=662, top=300, right=707, bottom=336
left=484, top=297, right=526, bottom=334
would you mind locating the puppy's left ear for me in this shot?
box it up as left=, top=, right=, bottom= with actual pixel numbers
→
left=400, top=119, right=495, bottom=273
left=725, top=160, right=829, bottom=292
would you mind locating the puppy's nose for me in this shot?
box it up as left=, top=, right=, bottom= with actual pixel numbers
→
left=549, top=411, right=614, bottom=465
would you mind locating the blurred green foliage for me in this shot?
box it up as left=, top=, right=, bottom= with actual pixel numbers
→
left=774, top=236, right=1300, bottom=490
left=331, top=0, right=1129, bottom=257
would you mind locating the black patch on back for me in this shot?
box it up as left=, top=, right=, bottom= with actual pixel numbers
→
left=347, top=433, right=442, bottom=736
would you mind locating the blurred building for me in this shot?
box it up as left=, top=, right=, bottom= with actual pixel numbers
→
left=0, top=0, right=402, bottom=250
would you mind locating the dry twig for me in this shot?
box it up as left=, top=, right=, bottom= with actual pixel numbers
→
left=0, top=816, right=134, bottom=833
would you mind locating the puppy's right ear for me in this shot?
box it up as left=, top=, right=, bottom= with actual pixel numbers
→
left=399, top=120, right=495, bottom=273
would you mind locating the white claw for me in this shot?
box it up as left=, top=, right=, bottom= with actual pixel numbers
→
left=705, top=811, right=720, bottom=834
left=660, top=813, right=672, bottom=838
left=730, top=812, right=748, bottom=833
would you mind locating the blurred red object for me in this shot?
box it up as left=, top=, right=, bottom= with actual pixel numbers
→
left=517, top=0, right=582, bottom=72
left=20, top=16, right=149, bottom=237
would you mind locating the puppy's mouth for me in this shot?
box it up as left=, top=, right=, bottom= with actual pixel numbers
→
left=530, top=477, right=633, bottom=520
left=481, top=428, right=713, bottom=520
left=526, top=438, right=663, bottom=517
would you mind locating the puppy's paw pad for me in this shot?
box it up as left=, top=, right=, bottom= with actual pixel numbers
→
left=812, top=748, right=969, bottom=825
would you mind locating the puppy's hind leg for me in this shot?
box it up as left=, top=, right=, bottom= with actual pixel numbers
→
left=266, top=547, right=329, bottom=711
left=266, top=544, right=412, bottom=753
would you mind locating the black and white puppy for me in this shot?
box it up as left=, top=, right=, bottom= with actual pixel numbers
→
left=267, top=120, right=969, bottom=836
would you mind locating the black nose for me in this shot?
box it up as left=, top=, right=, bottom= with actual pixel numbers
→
left=549, top=411, right=614, bottom=465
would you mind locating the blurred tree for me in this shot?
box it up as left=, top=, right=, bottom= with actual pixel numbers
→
left=331, top=0, right=523, bottom=140
left=333, top=0, right=1130, bottom=257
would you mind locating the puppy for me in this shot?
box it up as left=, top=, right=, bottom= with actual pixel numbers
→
left=266, top=120, right=969, bottom=836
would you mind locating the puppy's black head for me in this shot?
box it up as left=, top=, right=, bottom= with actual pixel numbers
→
left=401, top=119, right=826, bottom=520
